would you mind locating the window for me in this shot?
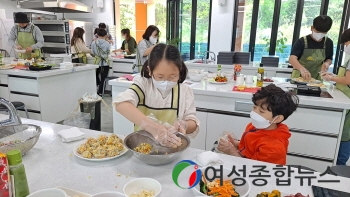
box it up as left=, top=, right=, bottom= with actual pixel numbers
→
left=234, top=0, right=253, bottom=52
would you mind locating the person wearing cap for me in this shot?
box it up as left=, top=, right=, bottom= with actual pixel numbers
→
left=8, top=12, right=44, bottom=59
left=289, top=15, right=334, bottom=80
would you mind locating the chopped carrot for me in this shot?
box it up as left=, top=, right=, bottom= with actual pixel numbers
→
left=207, top=179, right=239, bottom=197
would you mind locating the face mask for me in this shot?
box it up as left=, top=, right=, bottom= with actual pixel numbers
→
left=250, top=111, right=277, bottom=129
left=344, top=44, right=350, bottom=55
left=149, top=36, right=158, bottom=45
left=312, top=31, right=326, bottom=41
left=122, top=36, right=126, bottom=40
left=152, top=77, right=177, bottom=92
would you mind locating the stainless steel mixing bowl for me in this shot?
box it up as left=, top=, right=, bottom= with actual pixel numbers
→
left=124, top=130, right=190, bottom=165
left=0, top=124, right=42, bottom=156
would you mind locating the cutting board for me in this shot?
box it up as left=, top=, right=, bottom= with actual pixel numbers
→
left=232, top=86, right=261, bottom=93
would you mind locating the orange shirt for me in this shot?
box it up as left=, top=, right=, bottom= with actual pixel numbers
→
left=238, top=123, right=291, bottom=165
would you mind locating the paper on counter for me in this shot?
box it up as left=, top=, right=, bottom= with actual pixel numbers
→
left=57, top=127, right=85, bottom=143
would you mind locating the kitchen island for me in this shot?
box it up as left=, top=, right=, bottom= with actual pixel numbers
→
left=110, top=78, right=350, bottom=172
left=3, top=115, right=348, bottom=196
left=0, top=63, right=98, bottom=123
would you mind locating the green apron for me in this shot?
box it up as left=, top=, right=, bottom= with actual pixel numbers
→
left=73, top=44, right=87, bottom=64
left=336, top=62, right=350, bottom=141
left=130, top=83, right=180, bottom=131
left=291, top=36, right=327, bottom=80
left=93, top=41, right=110, bottom=66
left=17, top=25, right=41, bottom=59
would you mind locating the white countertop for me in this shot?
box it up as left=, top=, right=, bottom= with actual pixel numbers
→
left=0, top=64, right=98, bottom=78
left=109, top=78, right=350, bottom=109
left=185, top=62, right=293, bottom=72
left=0, top=115, right=348, bottom=196
left=87, top=56, right=135, bottom=63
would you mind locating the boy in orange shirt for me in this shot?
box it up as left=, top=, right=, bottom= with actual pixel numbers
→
left=217, top=84, right=299, bottom=165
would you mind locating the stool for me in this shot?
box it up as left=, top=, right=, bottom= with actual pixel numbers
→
left=102, top=76, right=119, bottom=98
left=0, top=101, right=30, bottom=118
left=330, top=165, right=350, bottom=178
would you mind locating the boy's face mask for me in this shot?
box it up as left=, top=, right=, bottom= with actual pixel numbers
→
left=250, top=111, right=278, bottom=129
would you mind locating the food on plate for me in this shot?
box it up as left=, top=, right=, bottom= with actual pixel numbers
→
left=130, top=189, right=155, bottom=197
left=200, top=178, right=239, bottom=197
left=263, top=78, right=274, bottom=82
left=284, top=193, right=310, bottom=197
left=237, top=85, right=246, bottom=91
left=0, top=64, right=14, bottom=69
left=292, top=77, right=318, bottom=83
left=76, top=134, right=125, bottom=159
left=134, top=143, right=153, bottom=154
left=256, top=190, right=281, bottom=197
left=215, top=76, right=228, bottom=82
left=307, top=83, right=326, bottom=88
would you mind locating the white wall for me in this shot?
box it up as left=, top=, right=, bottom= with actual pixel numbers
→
left=209, top=0, right=235, bottom=55
left=63, top=0, right=114, bottom=26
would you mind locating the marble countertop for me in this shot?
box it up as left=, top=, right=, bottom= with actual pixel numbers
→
left=109, top=77, right=350, bottom=109
left=0, top=115, right=348, bottom=196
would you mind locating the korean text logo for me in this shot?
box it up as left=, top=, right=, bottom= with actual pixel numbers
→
left=172, top=160, right=202, bottom=189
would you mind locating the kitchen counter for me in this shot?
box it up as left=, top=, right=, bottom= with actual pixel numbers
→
left=0, top=61, right=97, bottom=123
left=3, top=115, right=348, bottom=196
left=185, top=62, right=293, bottom=72
left=110, top=78, right=350, bottom=171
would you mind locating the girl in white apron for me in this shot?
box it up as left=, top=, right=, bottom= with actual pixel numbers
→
left=113, top=44, right=199, bottom=148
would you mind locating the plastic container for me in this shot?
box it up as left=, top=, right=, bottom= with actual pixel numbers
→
left=27, top=188, right=67, bottom=197
left=123, top=178, right=161, bottom=197
left=91, top=192, right=126, bottom=197
left=7, top=149, right=29, bottom=197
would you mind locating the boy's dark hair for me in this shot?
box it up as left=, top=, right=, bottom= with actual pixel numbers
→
left=98, top=23, right=107, bottom=29
left=313, top=15, right=332, bottom=33
left=96, top=28, right=107, bottom=37
left=341, top=28, right=350, bottom=44
left=142, top=25, right=160, bottom=41
left=141, top=43, right=188, bottom=83
left=252, top=84, right=299, bottom=121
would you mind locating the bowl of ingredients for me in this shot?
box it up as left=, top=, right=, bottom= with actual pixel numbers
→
left=27, top=188, right=67, bottom=197
left=189, top=73, right=205, bottom=82
left=0, top=124, right=42, bottom=156
left=124, top=130, right=190, bottom=165
left=92, top=191, right=127, bottom=197
left=123, top=178, right=161, bottom=197
left=223, top=71, right=234, bottom=80
left=192, top=166, right=251, bottom=197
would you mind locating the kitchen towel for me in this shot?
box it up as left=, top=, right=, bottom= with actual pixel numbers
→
left=57, top=127, right=85, bottom=143
left=194, top=151, right=223, bottom=167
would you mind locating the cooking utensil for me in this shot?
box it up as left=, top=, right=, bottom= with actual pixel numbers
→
left=124, top=130, right=190, bottom=165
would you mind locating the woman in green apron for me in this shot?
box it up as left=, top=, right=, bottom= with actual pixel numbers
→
left=113, top=28, right=137, bottom=55
left=135, top=25, right=159, bottom=72
left=71, top=27, right=92, bottom=63
left=8, top=12, right=44, bottom=59
left=113, top=44, right=199, bottom=148
left=289, top=16, right=333, bottom=80
left=91, top=28, right=111, bottom=95
left=322, top=28, right=350, bottom=165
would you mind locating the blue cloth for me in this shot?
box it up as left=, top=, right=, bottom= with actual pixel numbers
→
left=91, top=38, right=110, bottom=66
left=336, top=140, right=350, bottom=165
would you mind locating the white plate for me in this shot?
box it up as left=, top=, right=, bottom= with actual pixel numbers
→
left=56, top=187, right=91, bottom=197
left=73, top=135, right=128, bottom=162
left=0, top=65, right=14, bottom=70
left=208, top=79, right=228, bottom=84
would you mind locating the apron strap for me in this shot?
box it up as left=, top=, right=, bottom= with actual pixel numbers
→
left=303, top=36, right=308, bottom=48
left=129, top=84, right=145, bottom=105
left=171, top=84, right=180, bottom=110
left=94, top=40, right=110, bottom=64
left=323, top=37, right=327, bottom=49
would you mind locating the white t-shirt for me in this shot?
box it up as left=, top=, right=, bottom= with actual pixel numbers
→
left=113, top=77, right=200, bottom=136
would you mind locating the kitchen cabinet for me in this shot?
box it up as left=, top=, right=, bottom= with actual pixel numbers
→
left=0, top=74, right=9, bottom=100
left=111, top=58, right=135, bottom=77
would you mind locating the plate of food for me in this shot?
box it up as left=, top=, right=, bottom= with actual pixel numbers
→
left=291, top=77, right=321, bottom=85
left=256, top=190, right=310, bottom=197
left=263, top=78, right=274, bottom=84
left=0, top=64, right=14, bottom=70
left=208, top=76, right=228, bottom=84
left=74, top=134, right=128, bottom=161
left=306, top=83, right=327, bottom=88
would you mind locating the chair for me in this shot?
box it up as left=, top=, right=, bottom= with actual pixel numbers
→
left=102, top=76, right=119, bottom=98
left=0, top=49, right=10, bottom=57
left=329, top=165, right=350, bottom=178
left=0, top=101, right=30, bottom=118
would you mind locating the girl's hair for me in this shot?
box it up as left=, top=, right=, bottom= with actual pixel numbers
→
left=96, top=28, right=107, bottom=37
left=142, top=25, right=160, bottom=41
left=98, top=23, right=107, bottom=29
left=71, top=27, right=85, bottom=46
left=121, top=28, right=131, bottom=40
left=141, top=44, right=188, bottom=83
